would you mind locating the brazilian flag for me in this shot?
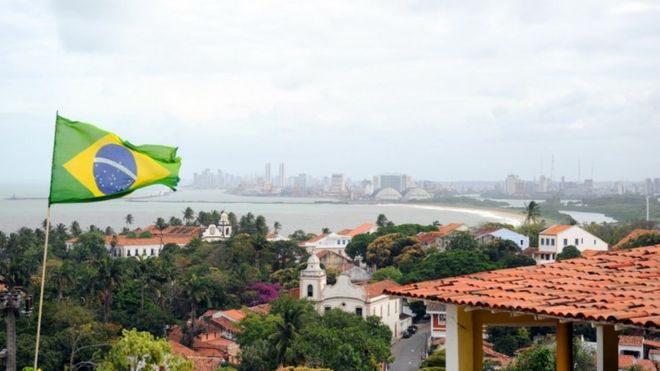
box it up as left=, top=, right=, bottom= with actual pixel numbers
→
left=49, top=115, right=181, bottom=204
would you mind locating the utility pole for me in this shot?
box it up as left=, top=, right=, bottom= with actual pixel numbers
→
left=0, top=288, right=32, bottom=371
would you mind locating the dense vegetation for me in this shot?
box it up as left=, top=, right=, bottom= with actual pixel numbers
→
left=0, top=209, right=310, bottom=369
left=237, top=297, right=392, bottom=371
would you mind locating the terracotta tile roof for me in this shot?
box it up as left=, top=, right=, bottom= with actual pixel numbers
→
left=209, top=316, right=239, bottom=333
left=417, top=232, right=444, bottom=244
left=365, top=279, right=400, bottom=299
left=337, top=229, right=352, bottom=236
left=144, top=225, right=203, bottom=236
left=105, top=235, right=193, bottom=246
left=384, top=245, right=660, bottom=329
left=303, top=233, right=327, bottom=244
left=635, top=360, right=657, bottom=371
left=540, top=224, right=574, bottom=235
left=169, top=340, right=198, bottom=357
left=341, top=223, right=377, bottom=237
left=437, top=223, right=466, bottom=237
left=645, top=339, right=660, bottom=348
left=248, top=303, right=271, bottom=315
left=615, top=229, right=660, bottom=249
left=222, top=309, right=246, bottom=322
left=619, top=335, right=644, bottom=347
left=522, top=247, right=538, bottom=256
left=289, top=287, right=300, bottom=299
left=619, top=355, right=635, bottom=369
left=581, top=249, right=605, bottom=257
left=650, top=348, right=660, bottom=355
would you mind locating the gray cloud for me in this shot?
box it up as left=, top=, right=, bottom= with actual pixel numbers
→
left=1, top=0, right=659, bottom=183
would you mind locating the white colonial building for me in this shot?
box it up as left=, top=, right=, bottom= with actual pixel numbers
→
left=534, top=224, right=608, bottom=264
left=301, top=223, right=377, bottom=256
left=201, top=211, right=233, bottom=242
left=299, top=254, right=410, bottom=338
left=477, top=228, right=530, bottom=250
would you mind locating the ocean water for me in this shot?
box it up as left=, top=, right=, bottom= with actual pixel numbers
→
left=0, top=184, right=524, bottom=235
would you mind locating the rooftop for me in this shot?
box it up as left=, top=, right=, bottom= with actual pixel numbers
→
left=614, top=229, right=660, bottom=249
left=540, top=224, right=574, bottom=235
left=364, top=279, right=400, bottom=299
left=385, top=245, right=660, bottom=329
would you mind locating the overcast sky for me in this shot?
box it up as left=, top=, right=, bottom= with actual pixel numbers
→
left=2, top=0, right=660, bottom=184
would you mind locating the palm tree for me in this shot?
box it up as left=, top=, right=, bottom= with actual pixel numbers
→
left=183, top=207, right=195, bottom=226
left=94, top=258, right=124, bottom=321
left=154, top=217, right=168, bottom=247
left=181, top=273, right=212, bottom=345
left=269, top=297, right=309, bottom=366
left=273, top=221, right=282, bottom=234
left=523, top=201, right=541, bottom=225
left=50, top=263, right=74, bottom=303
left=125, top=214, right=134, bottom=229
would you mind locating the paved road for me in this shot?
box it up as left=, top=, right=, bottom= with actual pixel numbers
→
left=389, top=323, right=430, bottom=371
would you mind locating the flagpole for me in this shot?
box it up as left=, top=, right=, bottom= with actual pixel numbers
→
left=34, top=111, right=58, bottom=370
left=33, top=206, right=51, bottom=370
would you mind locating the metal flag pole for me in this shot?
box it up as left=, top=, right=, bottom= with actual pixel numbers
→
left=34, top=111, right=58, bottom=370
left=33, top=206, right=51, bottom=370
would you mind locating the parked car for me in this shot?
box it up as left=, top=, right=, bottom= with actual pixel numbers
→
left=402, top=329, right=412, bottom=338
left=408, top=325, right=418, bottom=334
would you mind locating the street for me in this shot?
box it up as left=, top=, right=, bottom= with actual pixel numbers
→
left=389, top=322, right=430, bottom=371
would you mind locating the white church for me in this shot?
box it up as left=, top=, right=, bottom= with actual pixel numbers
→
left=201, top=211, right=233, bottom=242
left=299, top=254, right=411, bottom=338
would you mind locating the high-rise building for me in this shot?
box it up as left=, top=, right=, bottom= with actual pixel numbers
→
left=293, top=173, right=308, bottom=191
left=379, top=174, right=407, bottom=193
left=505, top=174, right=520, bottom=195
left=265, top=163, right=271, bottom=183
left=329, top=174, right=346, bottom=194
left=278, top=163, right=285, bottom=188
left=645, top=178, right=654, bottom=196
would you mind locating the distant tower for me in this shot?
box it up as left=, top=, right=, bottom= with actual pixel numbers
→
left=278, top=163, right=285, bottom=188
left=265, top=163, right=271, bottom=183
left=299, top=254, right=326, bottom=302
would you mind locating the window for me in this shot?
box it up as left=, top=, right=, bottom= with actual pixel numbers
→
left=540, top=238, right=544, bottom=246
left=581, top=238, right=584, bottom=244
left=337, top=240, right=340, bottom=245
left=307, top=284, right=314, bottom=298
left=325, top=306, right=331, bottom=313
left=563, top=239, right=568, bottom=246
left=521, top=240, right=524, bottom=246
left=151, top=248, right=155, bottom=256
left=127, top=250, right=131, bottom=257
left=575, top=238, right=579, bottom=246
left=594, top=239, right=596, bottom=245
left=551, top=239, right=555, bottom=246
left=355, top=307, right=363, bottom=316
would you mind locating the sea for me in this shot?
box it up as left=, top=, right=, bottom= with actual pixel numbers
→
left=0, top=184, right=525, bottom=235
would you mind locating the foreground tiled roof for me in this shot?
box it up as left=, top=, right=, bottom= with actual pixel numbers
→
left=385, top=245, right=660, bottom=329
left=615, top=229, right=660, bottom=249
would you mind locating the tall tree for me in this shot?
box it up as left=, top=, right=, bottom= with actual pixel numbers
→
left=154, top=217, right=168, bottom=247
left=182, top=207, right=195, bottom=226
left=94, top=257, right=125, bottom=321
left=273, top=221, right=282, bottom=234
left=125, top=214, right=134, bottom=228
left=523, top=201, right=541, bottom=225
left=70, top=220, right=82, bottom=237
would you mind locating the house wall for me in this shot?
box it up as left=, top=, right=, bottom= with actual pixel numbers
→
left=114, top=244, right=163, bottom=258
left=557, top=228, right=608, bottom=252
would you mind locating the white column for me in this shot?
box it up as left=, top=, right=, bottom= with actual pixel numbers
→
left=445, top=304, right=459, bottom=371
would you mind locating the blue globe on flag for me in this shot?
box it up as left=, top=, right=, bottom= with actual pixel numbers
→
left=93, top=144, right=137, bottom=195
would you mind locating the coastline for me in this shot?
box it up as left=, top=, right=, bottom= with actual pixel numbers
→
left=383, top=202, right=525, bottom=226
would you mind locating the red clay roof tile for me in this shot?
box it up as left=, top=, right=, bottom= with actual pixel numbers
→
left=385, top=245, right=660, bottom=329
